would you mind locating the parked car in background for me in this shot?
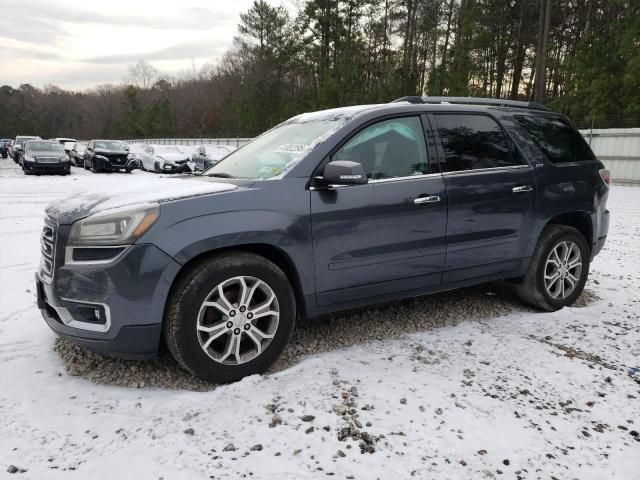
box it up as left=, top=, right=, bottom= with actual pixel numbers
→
left=126, top=143, right=146, bottom=165
left=21, top=140, right=70, bottom=175
left=11, top=135, right=41, bottom=163
left=35, top=97, right=610, bottom=383
left=62, top=141, right=76, bottom=155
left=192, top=144, right=236, bottom=171
left=0, top=139, right=11, bottom=158
left=83, top=140, right=137, bottom=173
left=69, top=142, right=87, bottom=167
left=140, top=145, right=193, bottom=173
left=52, top=137, right=76, bottom=143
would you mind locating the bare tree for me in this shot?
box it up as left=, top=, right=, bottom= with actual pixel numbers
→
left=126, top=60, right=159, bottom=89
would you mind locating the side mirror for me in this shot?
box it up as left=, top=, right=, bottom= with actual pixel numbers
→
left=124, top=145, right=130, bottom=152
left=321, top=161, right=368, bottom=186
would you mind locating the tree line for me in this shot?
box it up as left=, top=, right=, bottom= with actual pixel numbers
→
left=1, top=0, right=638, bottom=140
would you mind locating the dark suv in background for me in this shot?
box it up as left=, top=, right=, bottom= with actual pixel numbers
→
left=83, top=139, right=137, bottom=173
left=22, top=140, right=71, bottom=175
left=35, top=97, right=610, bottom=382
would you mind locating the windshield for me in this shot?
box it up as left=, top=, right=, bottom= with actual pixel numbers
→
left=206, top=118, right=347, bottom=179
left=26, top=142, right=64, bottom=153
left=94, top=141, right=124, bottom=150
left=16, top=137, right=36, bottom=147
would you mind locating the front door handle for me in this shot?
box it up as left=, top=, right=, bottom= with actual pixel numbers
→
left=414, top=195, right=441, bottom=205
left=512, top=185, right=533, bottom=193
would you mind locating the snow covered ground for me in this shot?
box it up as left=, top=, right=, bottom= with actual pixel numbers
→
left=0, top=160, right=638, bottom=479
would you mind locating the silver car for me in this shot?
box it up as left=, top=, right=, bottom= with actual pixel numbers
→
left=140, top=145, right=194, bottom=173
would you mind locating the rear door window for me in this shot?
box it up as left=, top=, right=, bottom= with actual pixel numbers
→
left=514, top=115, right=595, bottom=164
left=434, top=114, right=518, bottom=172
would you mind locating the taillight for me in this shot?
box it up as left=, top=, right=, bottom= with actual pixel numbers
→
left=599, top=169, right=611, bottom=187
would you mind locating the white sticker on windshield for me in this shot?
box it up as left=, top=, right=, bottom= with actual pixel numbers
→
left=275, top=143, right=308, bottom=153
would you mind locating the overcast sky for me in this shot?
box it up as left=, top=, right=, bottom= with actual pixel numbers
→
left=1, top=0, right=287, bottom=91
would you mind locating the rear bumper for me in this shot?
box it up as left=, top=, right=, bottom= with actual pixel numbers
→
left=592, top=208, right=610, bottom=259
left=592, top=235, right=607, bottom=258
left=24, top=161, right=70, bottom=173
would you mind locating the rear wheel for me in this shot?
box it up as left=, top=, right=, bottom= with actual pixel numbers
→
left=516, top=225, right=590, bottom=311
left=164, top=252, right=296, bottom=383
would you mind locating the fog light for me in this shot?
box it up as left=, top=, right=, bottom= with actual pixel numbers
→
left=65, top=302, right=107, bottom=325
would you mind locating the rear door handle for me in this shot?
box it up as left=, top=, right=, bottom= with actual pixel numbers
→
left=512, top=185, right=533, bottom=193
left=414, top=195, right=441, bottom=205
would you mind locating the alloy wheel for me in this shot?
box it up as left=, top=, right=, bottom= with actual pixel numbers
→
left=196, top=276, right=280, bottom=365
left=544, top=241, right=582, bottom=299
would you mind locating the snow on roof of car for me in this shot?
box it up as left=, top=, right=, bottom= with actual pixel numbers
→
left=288, top=104, right=383, bottom=123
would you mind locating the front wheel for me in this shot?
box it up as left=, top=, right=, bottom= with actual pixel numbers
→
left=164, top=252, right=296, bottom=383
left=516, top=225, right=590, bottom=311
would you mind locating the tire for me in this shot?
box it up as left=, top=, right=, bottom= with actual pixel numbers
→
left=90, top=158, right=101, bottom=173
left=154, top=162, right=161, bottom=173
left=164, top=252, right=296, bottom=383
left=516, top=225, right=590, bottom=312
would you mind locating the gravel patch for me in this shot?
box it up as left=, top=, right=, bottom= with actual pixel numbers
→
left=53, top=281, right=599, bottom=390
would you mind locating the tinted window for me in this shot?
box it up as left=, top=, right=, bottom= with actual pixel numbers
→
left=333, top=116, right=428, bottom=180
left=435, top=114, right=516, bottom=172
left=515, top=115, right=595, bottom=163
left=94, top=141, right=124, bottom=150
left=26, top=142, right=63, bottom=153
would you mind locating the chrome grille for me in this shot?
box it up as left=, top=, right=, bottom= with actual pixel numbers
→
left=40, top=216, right=57, bottom=282
left=37, top=157, right=59, bottom=163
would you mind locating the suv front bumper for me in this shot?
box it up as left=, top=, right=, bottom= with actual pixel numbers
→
left=36, top=243, right=181, bottom=359
left=24, top=160, right=70, bottom=174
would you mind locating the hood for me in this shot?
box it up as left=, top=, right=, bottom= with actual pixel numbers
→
left=156, top=152, right=189, bottom=162
left=46, top=176, right=238, bottom=224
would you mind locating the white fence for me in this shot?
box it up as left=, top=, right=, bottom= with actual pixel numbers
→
left=125, top=129, right=640, bottom=184
left=580, top=128, right=640, bottom=184
left=123, top=138, right=252, bottom=148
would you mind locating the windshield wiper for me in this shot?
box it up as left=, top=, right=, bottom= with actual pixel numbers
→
left=207, top=172, right=235, bottom=178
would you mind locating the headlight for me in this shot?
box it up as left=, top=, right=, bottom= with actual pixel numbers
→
left=68, top=204, right=159, bottom=246
left=59, top=156, right=67, bottom=162
left=24, top=155, right=34, bottom=162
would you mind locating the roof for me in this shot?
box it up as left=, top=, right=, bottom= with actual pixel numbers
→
left=391, top=96, right=548, bottom=111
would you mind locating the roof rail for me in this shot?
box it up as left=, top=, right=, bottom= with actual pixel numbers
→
left=391, top=96, right=548, bottom=111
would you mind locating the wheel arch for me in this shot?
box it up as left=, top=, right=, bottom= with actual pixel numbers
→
left=163, top=243, right=308, bottom=323
left=544, top=211, right=593, bottom=251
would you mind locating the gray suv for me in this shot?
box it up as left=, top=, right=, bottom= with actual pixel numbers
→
left=36, top=97, right=610, bottom=382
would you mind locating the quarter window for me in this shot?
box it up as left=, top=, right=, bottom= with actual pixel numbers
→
left=514, top=115, right=595, bottom=164
left=332, top=116, right=429, bottom=180
left=435, top=114, right=517, bottom=172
